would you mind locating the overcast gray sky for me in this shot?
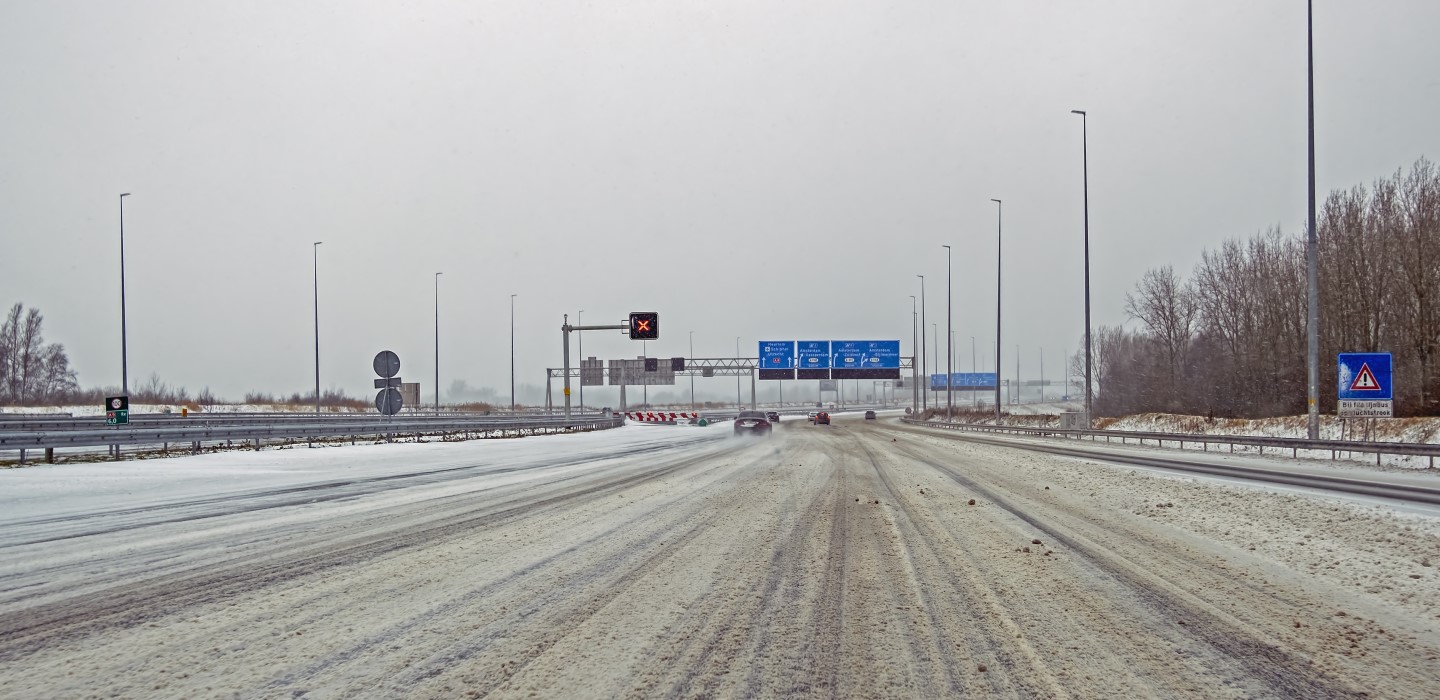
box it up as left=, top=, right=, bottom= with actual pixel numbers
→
left=3, top=0, right=1438, bottom=406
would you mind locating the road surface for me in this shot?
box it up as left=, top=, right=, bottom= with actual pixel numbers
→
left=0, top=416, right=1436, bottom=698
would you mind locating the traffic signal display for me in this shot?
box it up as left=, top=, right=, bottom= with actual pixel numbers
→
left=671, top=357, right=685, bottom=371
left=645, top=357, right=659, bottom=372
left=629, top=312, right=659, bottom=339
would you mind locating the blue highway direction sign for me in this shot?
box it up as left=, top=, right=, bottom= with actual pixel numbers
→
left=797, top=341, right=831, bottom=379
left=832, top=340, right=900, bottom=379
left=759, top=340, right=796, bottom=381
left=759, top=341, right=797, bottom=369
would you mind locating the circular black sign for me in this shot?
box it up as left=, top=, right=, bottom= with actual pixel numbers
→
left=376, top=387, right=404, bottom=415
left=373, top=350, right=401, bottom=378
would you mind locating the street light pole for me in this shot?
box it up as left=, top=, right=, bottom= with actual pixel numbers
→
left=991, top=198, right=1003, bottom=424
left=689, top=331, right=696, bottom=411
left=932, top=323, right=939, bottom=394
left=943, top=244, right=953, bottom=420
left=515, top=293, right=521, bottom=411
left=313, top=242, right=322, bottom=414
left=1305, top=0, right=1320, bottom=439
left=434, top=272, right=443, bottom=412
left=917, top=275, right=927, bottom=410
left=910, top=295, right=919, bottom=413
left=735, top=336, right=741, bottom=408
left=567, top=309, right=578, bottom=409
left=971, top=335, right=977, bottom=408
left=1072, top=109, right=1094, bottom=427
left=119, top=193, right=131, bottom=397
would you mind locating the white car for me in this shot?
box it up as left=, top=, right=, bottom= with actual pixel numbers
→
left=807, top=411, right=819, bottom=422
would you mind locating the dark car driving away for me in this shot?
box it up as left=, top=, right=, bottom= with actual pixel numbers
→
left=814, top=412, right=830, bottom=425
left=765, top=411, right=780, bottom=423
left=864, top=410, right=876, bottom=420
left=733, top=410, right=773, bottom=437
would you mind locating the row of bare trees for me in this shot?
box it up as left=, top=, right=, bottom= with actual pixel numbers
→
left=0, top=303, right=79, bottom=404
left=1087, top=157, right=1440, bottom=417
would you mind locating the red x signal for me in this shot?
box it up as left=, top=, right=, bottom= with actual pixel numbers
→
left=628, top=311, right=659, bottom=340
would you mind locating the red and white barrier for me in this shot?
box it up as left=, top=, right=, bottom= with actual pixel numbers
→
left=624, top=412, right=699, bottom=422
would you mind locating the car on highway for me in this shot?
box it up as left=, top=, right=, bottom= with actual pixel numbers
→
left=864, top=410, right=876, bottom=420
left=733, top=410, right=773, bottom=437
left=807, top=411, right=819, bottom=422
left=814, top=412, right=830, bottom=425
left=765, top=411, right=781, bottom=423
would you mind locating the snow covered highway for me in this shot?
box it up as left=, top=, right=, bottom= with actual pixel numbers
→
left=0, top=416, right=1437, bottom=698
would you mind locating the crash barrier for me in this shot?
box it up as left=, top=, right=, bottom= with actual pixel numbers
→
left=1, top=414, right=624, bottom=464
left=899, top=418, right=1440, bottom=467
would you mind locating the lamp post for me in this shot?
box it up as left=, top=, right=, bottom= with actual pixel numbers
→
left=515, top=293, right=521, bottom=409
left=434, top=272, right=443, bottom=412
left=119, top=193, right=131, bottom=397
left=313, top=242, right=322, bottom=414
left=917, top=275, right=927, bottom=409
left=577, top=310, right=584, bottom=412
left=932, top=323, right=938, bottom=393
left=1305, top=0, right=1320, bottom=439
left=689, top=331, right=696, bottom=411
left=991, top=198, right=1003, bottom=424
left=735, top=336, right=741, bottom=408
left=1072, top=108, right=1094, bottom=427
left=943, top=244, right=953, bottom=419
left=909, top=295, right=919, bottom=412
left=971, top=335, right=977, bottom=407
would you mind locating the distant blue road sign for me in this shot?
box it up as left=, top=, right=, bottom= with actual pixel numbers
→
left=1337, top=353, right=1393, bottom=401
left=797, top=341, right=831, bottom=369
left=759, top=341, right=796, bottom=369
left=954, top=372, right=997, bottom=387
left=930, top=372, right=998, bottom=390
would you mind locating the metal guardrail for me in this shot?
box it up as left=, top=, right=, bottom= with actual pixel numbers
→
left=900, top=418, right=1440, bottom=467
left=2, top=414, right=624, bottom=463
left=0, top=410, right=568, bottom=432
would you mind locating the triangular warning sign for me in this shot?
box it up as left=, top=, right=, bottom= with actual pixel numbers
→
left=1349, top=363, right=1381, bottom=391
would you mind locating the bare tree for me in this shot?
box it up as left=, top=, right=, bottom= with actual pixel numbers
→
left=0, top=303, right=77, bottom=404
left=1125, top=265, right=1196, bottom=404
left=1391, top=158, right=1440, bottom=413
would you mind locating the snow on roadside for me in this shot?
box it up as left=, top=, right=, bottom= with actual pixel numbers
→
left=913, top=432, right=1440, bottom=628
left=0, top=422, right=727, bottom=522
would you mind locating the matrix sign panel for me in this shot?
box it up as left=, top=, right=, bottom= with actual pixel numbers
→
left=759, top=341, right=796, bottom=381
left=796, top=341, right=831, bottom=380
left=831, top=340, right=900, bottom=379
left=1337, top=352, right=1393, bottom=417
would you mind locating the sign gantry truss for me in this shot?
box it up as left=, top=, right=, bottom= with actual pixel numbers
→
left=545, top=357, right=915, bottom=413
